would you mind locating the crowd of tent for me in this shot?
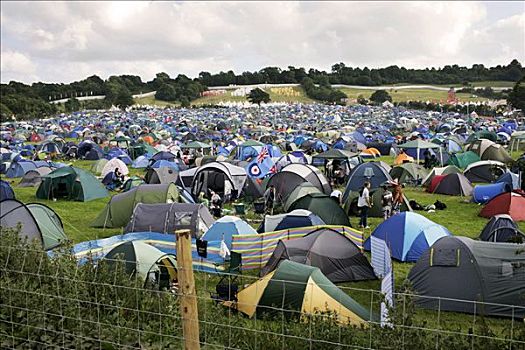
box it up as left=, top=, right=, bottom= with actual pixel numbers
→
left=1, top=102, right=524, bottom=324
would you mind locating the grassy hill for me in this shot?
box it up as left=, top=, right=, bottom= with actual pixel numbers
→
left=339, top=87, right=490, bottom=103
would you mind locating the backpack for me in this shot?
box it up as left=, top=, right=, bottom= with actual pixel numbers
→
left=409, top=199, right=424, bottom=211
left=434, top=200, right=447, bottom=210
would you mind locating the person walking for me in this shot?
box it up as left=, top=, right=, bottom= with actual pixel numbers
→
left=357, top=181, right=372, bottom=229
left=392, top=179, right=404, bottom=215
left=381, top=184, right=393, bottom=221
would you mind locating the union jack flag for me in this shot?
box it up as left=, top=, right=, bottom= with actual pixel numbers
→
left=257, top=146, right=269, bottom=163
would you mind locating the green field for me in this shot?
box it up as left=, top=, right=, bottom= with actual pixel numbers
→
left=192, top=86, right=315, bottom=105
left=339, top=88, right=489, bottom=103
left=134, top=95, right=178, bottom=107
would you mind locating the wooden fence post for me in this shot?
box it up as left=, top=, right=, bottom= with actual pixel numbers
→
left=176, top=229, right=200, bottom=350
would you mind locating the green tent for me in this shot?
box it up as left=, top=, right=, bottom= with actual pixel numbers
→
left=229, top=260, right=375, bottom=326
left=288, top=192, right=351, bottom=227
left=91, top=158, right=108, bottom=175
left=283, top=183, right=322, bottom=212
left=389, top=163, right=429, bottom=185
left=181, top=141, right=212, bottom=149
left=36, top=166, right=108, bottom=202
left=103, top=241, right=177, bottom=289
left=92, top=183, right=179, bottom=228
left=447, top=151, right=480, bottom=169
left=466, top=130, right=498, bottom=143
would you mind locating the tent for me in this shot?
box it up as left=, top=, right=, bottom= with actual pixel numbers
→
left=92, top=183, right=180, bottom=228
left=394, top=152, right=414, bottom=165
left=91, top=158, right=109, bottom=175
left=0, top=199, right=67, bottom=250
left=472, top=182, right=511, bottom=204
left=124, top=202, right=214, bottom=237
left=131, top=155, right=151, bottom=168
left=464, top=161, right=506, bottom=183
left=480, top=143, right=513, bottom=163
left=344, top=186, right=412, bottom=218
left=397, top=139, right=443, bottom=165
left=480, top=191, right=525, bottom=221
left=36, top=166, right=108, bottom=202
left=283, top=183, right=322, bottom=212
left=364, top=212, right=451, bottom=262
left=201, top=216, right=256, bottom=249
left=101, top=158, right=129, bottom=177
left=408, top=236, right=525, bottom=318
left=343, top=162, right=392, bottom=200
left=257, top=209, right=325, bottom=233
left=5, top=161, right=37, bottom=178
left=121, top=176, right=145, bottom=192
left=103, top=241, right=177, bottom=289
left=145, top=167, right=179, bottom=184
left=260, top=227, right=376, bottom=283
left=227, top=260, right=375, bottom=326
left=287, top=192, right=351, bottom=227
left=191, top=162, right=247, bottom=201
left=432, top=173, right=473, bottom=196
left=0, top=180, right=15, bottom=200
left=389, top=163, right=429, bottom=185
left=447, top=151, right=480, bottom=169
left=496, top=172, right=521, bottom=190
left=479, top=214, right=524, bottom=243
left=266, top=163, right=331, bottom=204
left=421, top=165, right=461, bottom=187
left=18, top=167, right=52, bottom=187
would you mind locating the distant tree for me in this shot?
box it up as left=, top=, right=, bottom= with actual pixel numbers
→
left=114, top=90, right=134, bottom=109
left=508, top=78, right=525, bottom=110
left=155, top=83, right=177, bottom=101
left=357, top=95, right=368, bottom=105
left=180, top=96, right=191, bottom=108
left=247, top=88, right=270, bottom=105
left=370, top=90, right=392, bottom=104
left=0, top=103, right=13, bottom=119
left=64, top=97, right=80, bottom=112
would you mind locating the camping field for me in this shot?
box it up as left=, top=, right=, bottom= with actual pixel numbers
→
left=5, top=152, right=525, bottom=345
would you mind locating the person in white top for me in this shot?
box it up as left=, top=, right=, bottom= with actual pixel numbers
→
left=357, top=181, right=372, bottom=229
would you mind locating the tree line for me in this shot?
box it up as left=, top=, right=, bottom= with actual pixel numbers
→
left=1, top=60, right=523, bottom=119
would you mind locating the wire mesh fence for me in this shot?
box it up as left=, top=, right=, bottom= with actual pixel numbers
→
left=1, top=241, right=524, bottom=350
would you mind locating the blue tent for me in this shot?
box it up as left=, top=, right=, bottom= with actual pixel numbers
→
left=132, top=155, right=151, bottom=168
left=364, top=212, right=451, bottom=262
left=201, top=215, right=257, bottom=250
left=106, top=148, right=132, bottom=165
left=473, top=182, right=511, bottom=204
left=6, top=161, right=37, bottom=178
left=343, top=162, right=392, bottom=200
left=0, top=180, right=15, bottom=200
left=151, top=159, right=179, bottom=171
left=496, top=172, right=520, bottom=190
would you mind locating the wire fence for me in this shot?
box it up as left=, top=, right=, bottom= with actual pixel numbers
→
left=1, top=243, right=524, bottom=350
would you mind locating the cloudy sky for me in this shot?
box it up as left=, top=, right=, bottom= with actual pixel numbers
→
left=1, top=1, right=524, bottom=84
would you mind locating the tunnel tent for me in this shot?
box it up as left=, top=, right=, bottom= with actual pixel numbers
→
left=464, top=160, right=507, bottom=183
left=191, top=161, right=247, bottom=201
left=287, top=192, right=351, bottom=227
left=36, top=166, right=108, bottom=202
left=102, top=241, right=177, bottom=289
left=260, top=227, right=376, bottom=283
left=124, top=202, right=214, bottom=237
left=257, top=209, right=325, bottom=233
left=0, top=199, right=67, bottom=250
left=408, top=236, right=525, bottom=318
left=92, top=183, right=180, bottom=228
left=226, top=260, right=375, bottom=326
left=479, top=214, right=524, bottom=243
left=472, top=182, right=511, bottom=204
left=121, top=176, right=145, bottom=192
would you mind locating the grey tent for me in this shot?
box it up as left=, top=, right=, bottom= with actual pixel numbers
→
left=18, top=167, right=52, bottom=187
left=191, top=161, right=247, bottom=201
left=0, top=199, right=67, bottom=250
left=343, top=162, right=393, bottom=201
left=464, top=161, right=506, bottom=183
left=267, top=163, right=331, bottom=204
left=145, top=167, right=179, bottom=184
left=344, top=187, right=412, bottom=217
left=479, top=214, right=524, bottom=243
left=432, top=173, right=473, bottom=196
left=260, top=227, right=376, bottom=283
left=124, top=202, right=214, bottom=237
left=408, top=236, right=525, bottom=318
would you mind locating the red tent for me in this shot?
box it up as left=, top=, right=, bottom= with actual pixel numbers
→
left=427, top=175, right=445, bottom=193
left=480, top=191, right=525, bottom=221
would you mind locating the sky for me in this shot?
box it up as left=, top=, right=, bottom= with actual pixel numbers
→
left=1, top=1, right=524, bottom=84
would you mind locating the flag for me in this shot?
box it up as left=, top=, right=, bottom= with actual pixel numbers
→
left=246, top=146, right=277, bottom=179
left=219, top=239, right=230, bottom=259
left=380, top=268, right=394, bottom=327
left=370, top=236, right=392, bottom=278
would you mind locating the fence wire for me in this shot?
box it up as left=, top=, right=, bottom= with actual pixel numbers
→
left=1, top=244, right=524, bottom=350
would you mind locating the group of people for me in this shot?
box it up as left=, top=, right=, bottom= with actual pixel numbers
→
left=357, top=180, right=404, bottom=229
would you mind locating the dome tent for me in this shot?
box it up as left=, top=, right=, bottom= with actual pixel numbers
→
left=145, top=167, right=178, bottom=185
left=447, top=151, right=480, bottom=169
left=0, top=180, right=15, bottom=200
left=343, top=162, right=392, bottom=201
left=364, top=212, right=451, bottom=262
left=464, top=160, right=506, bottom=183
left=408, top=236, right=525, bottom=318
left=0, top=199, right=67, bottom=250
left=344, top=186, right=412, bottom=218
left=36, top=166, right=108, bottom=202
left=260, top=227, right=376, bottom=283
left=432, top=173, right=473, bottom=196
left=421, top=165, right=461, bottom=187
left=226, top=260, right=375, bottom=326
left=18, top=167, right=52, bottom=187
left=101, top=158, right=129, bottom=178
left=479, top=214, right=524, bottom=243
left=287, top=192, right=351, bottom=227
left=201, top=216, right=256, bottom=249
left=191, top=161, right=247, bottom=202
left=102, top=241, right=177, bottom=290
left=92, top=183, right=180, bottom=228
left=257, top=209, right=325, bottom=233
left=389, top=163, right=429, bottom=185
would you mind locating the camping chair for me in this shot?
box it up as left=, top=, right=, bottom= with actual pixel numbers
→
left=211, top=252, right=242, bottom=303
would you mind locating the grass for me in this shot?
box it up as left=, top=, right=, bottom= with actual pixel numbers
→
left=4, top=152, right=525, bottom=340
left=339, top=88, right=489, bottom=103
left=192, top=86, right=315, bottom=105
left=134, top=95, right=178, bottom=107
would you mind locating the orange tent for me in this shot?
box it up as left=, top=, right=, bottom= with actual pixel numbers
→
left=394, top=153, right=414, bottom=165
left=361, top=148, right=381, bottom=158
left=143, top=135, right=154, bottom=145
